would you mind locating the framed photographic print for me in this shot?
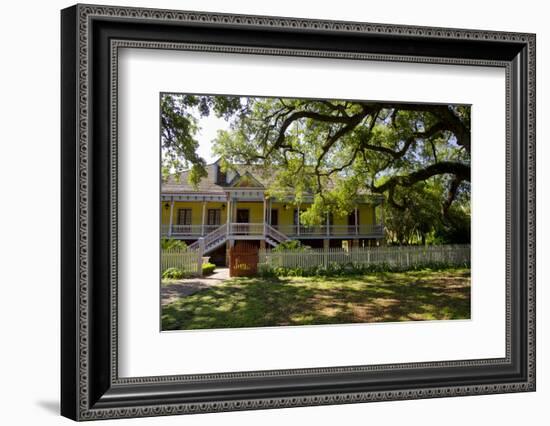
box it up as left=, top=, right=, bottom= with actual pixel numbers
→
left=61, top=4, right=536, bottom=421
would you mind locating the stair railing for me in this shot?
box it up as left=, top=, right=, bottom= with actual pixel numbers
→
left=188, top=224, right=227, bottom=251
left=266, top=224, right=290, bottom=244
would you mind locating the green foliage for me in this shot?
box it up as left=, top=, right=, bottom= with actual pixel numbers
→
left=272, top=240, right=311, bottom=252
left=160, top=95, right=203, bottom=184
left=160, top=238, right=188, bottom=251
left=162, top=267, right=188, bottom=280
left=202, top=262, right=216, bottom=275
left=384, top=180, right=442, bottom=244
left=260, top=261, right=470, bottom=278
left=210, top=97, right=470, bottom=229
left=433, top=202, right=471, bottom=244
left=383, top=178, right=470, bottom=245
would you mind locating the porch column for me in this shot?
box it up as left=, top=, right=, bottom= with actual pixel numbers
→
left=233, top=197, right=237, bottom=227
left=263, top=196, right=267, bottom=237
left=226, top=196, right=231, bottom=237
left=323, top=239, right=330, bottom=266
left=379, top=200, right=385, bottom=246
left=201, top=199, right=206, bottom=236
left=354, top=207, right=359, bottom=236
left=296, top=205, right=300, bottom=236
left=326, top=212, right=330, bottom=237
left=168, top=197, right=174, bottom=237
left=268, top=198, right=272, bottom=224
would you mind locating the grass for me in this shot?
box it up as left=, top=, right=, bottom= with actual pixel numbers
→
left=161, top=268, right=470, bottom=330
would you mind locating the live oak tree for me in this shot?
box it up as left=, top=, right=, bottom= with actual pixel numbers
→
left=161, top=94, right=242, bottom=185
left=161, top=94, right=471, bottom=243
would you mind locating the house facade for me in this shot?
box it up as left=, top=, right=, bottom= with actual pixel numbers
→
left=161, top=161, right=385, bottom=264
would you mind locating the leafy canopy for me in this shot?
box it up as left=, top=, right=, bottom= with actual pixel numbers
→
left=161, top=94, right=242, bottom=185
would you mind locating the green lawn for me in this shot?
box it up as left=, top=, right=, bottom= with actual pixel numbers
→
left=161, top=268, right=470, bottom=330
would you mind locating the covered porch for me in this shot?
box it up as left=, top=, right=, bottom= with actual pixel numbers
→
left=161, top=190, right=385, bottom=241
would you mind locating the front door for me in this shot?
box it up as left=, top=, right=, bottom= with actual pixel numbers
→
left=236, top=209, right=249, bottom=223
left=236, top=209, right=250, bottom=235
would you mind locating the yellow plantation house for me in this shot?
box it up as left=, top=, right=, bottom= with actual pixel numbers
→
left=161, top=160, right=385, bottom=264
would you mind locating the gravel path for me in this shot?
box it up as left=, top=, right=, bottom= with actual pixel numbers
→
left=161, top=268, right=230, bottom=305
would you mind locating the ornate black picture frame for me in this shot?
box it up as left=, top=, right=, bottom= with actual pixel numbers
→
left=61, top=4, right=535, bottom=421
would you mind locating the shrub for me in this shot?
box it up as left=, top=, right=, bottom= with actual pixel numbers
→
left=202, top=262, right=216, bottom=275
left=162, top=267, right=187, bottom=279
left=272, top=240, right=311, bottom=252
left=260, top=260, right=470, bottom=278
left=161, top=238, right=188, bottom=251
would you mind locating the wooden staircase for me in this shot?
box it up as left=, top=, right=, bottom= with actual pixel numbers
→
left=187, top=224, right=228, bottom=254
left=187, top=223, right=290, bottom=254
left=265, top=224, right=290, bottom=247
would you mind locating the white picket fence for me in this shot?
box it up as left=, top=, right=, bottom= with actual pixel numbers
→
left=161, top=248, right=201, bottom=275
left=259, top=244, right=470, bottom=271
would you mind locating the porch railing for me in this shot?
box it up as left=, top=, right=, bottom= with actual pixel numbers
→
left=161, top=223, right=385, bottom=238
left=161, top=224, right=221, bottom=237
left=273, top=223, right=384, bottom=238
left=229, top=222, right=265, bottom=236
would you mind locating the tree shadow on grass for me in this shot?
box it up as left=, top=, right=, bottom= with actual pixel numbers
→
left=161, top=270, right=471, bottom=330
left=162, top=277, right=317, bottom=330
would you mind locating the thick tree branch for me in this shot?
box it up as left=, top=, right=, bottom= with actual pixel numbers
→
left=429, top=140, right=438, bottom=162
left=263, top=110, right=366, bottom=158
left=315, top=113, right=367, bottom=170
left=320, top=101, right=350, bottom=117
left=388, top=186, right=406, bottom=210
left=371, top=102, right=470, bottom=153
left=360, top=121, right=447, bottom=161
left=442, top=176, right=464, bottom=217
left=318, top=146, right=361, bottom=177
left=373, top=161, right=470, bottom=194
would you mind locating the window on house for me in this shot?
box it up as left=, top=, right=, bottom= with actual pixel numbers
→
left=177, top=208, right=192, bottom=225
left=207, top=209, right=221, bottom=225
